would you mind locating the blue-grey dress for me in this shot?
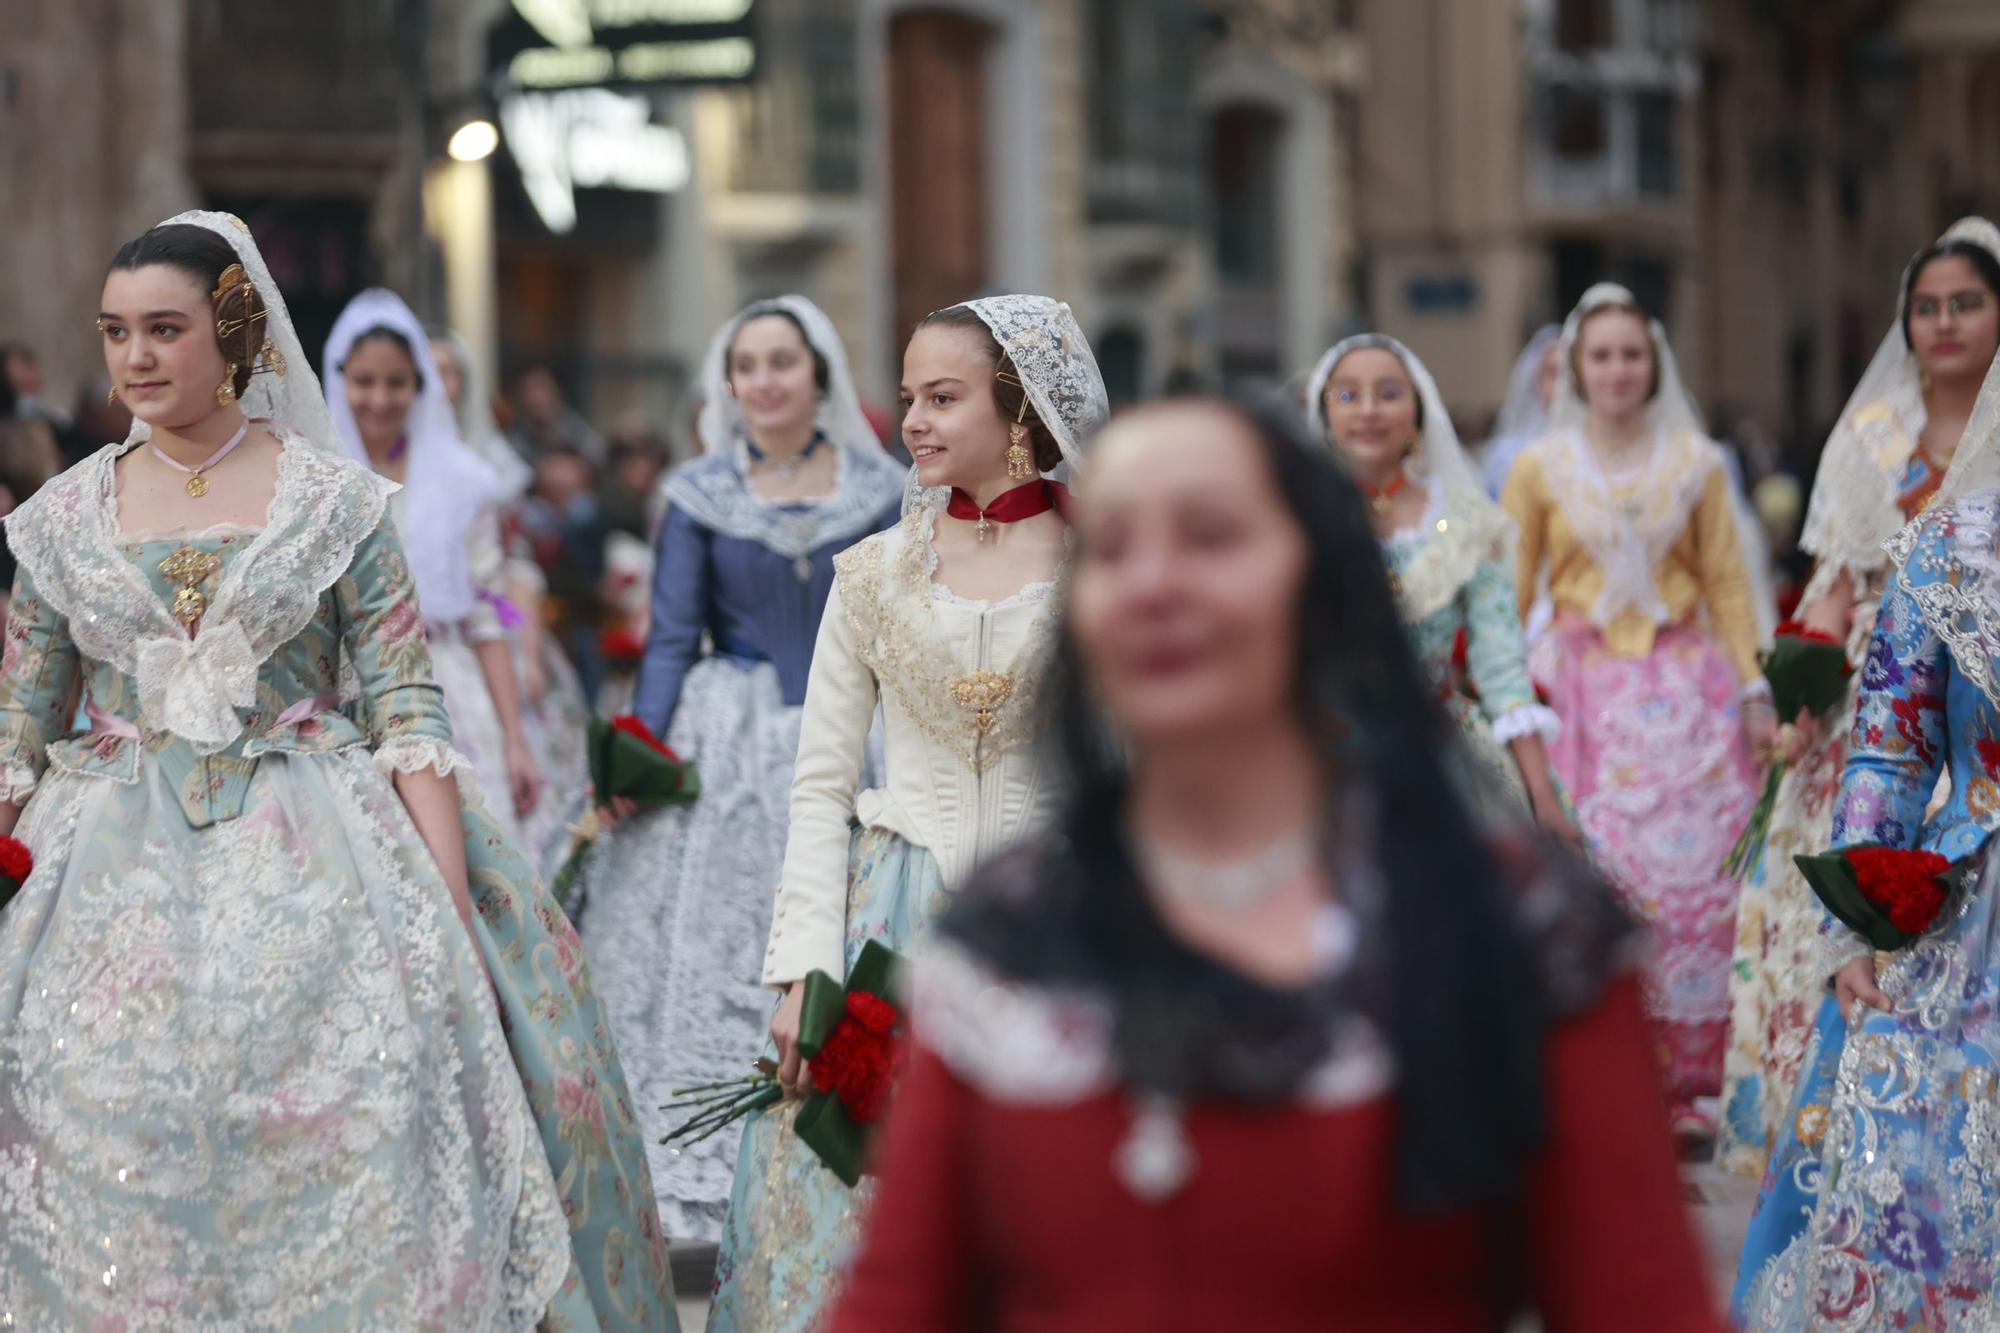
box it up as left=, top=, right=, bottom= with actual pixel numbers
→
left=576, top=439, right=903, bottom=1243
left=0, top=437, right=676, bottom=1330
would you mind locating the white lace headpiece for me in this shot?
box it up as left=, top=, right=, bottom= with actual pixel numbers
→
left=1879, top=220, right=2000, bottom=513
left=696, top=295, right=882, bottom=462
left=431, top=326, right=532, bottom=502
left=325, top=290, right=506, bottom=625
left=1303, top=333, right=1513, bottom=618
left=127, top=210, right=339, bottom=452
left=904, top=294, right=1111, bottom=512
left=1547, top=282, right=1705, bottom=440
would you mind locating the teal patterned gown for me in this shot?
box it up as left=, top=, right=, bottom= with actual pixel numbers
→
left=1382, top=518, right=1554, bottom=817
left=0, top=437, right=677, bottom=1330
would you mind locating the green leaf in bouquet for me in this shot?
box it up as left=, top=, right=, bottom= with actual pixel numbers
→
left=797, top=939, right=905, bottom=1059
left=587, top=715, right=701, bottom=807
left=1793, top=850, right=1913, bottom=952
left=1763, top=635, right=1851, bottom=721
left=794, top=1091, right=868, bottom=1188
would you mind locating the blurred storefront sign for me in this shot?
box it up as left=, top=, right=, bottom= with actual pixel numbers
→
left=499, top=88, right=689, bottom=233
left=491, top=0, right=759, bottom=91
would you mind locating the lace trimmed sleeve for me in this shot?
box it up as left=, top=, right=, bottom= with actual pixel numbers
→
left=335, top=514, right=469, bottom=779
left=0, top=565, right=81, bottom=803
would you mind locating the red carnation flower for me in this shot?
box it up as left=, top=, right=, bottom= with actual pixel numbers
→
left=599, top=626, right=645, bottom=664
left=846, top=990, right=898, bottom=1036
left=0, top=836, right=30, bottom=885
left=1843, top=847, right=1952, bottom=936
left=610, top=714, right=679, bottom=762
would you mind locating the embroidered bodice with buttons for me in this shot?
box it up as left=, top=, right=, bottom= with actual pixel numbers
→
left=762, top=508, right=1069, bottom=986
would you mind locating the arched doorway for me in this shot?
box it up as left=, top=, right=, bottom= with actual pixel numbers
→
left=888, top=11, right=996, bottom=348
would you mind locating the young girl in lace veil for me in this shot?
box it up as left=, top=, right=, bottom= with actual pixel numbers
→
left=1716, top=219, right=2000, bottom=1178
left=430, top=325, right=593, bottom=877
left=576, top=295, right=904, bottom=1243
left=1734, top=310, right=2000, bottom=1332
left=707, top=295, right=1108, bottom=1331
left=0, top=213, right=676, bottom=1329
left=1502, top=283, right=1773, bottom=1142
left=1307, top=333, right=1571, bottom=837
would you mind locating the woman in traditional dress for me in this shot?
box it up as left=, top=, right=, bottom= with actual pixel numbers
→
left=577, top=296, right=903, bottom=1243
left=707, top=295, right=1108, bottom=1330
left=1715, top=219, right=2000, bottom=1177
left=1481, top=323, right=1561, bottom=499
left=430, top=326, right=592, bottom=874
left=1732, top=353, right=2000, bottom=1331
left=1307, top=333, right=1570, bottom=833
left=0, top=211, right=675, bottom=1328
left=325, top=292, right=542, bottom=846
left=1502, top=282, right=1773, bottom=1138
left=829, top=394, right=1722, bottom=1332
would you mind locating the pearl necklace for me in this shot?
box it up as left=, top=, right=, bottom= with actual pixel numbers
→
left=1137, top=829, right=1318, bottom=912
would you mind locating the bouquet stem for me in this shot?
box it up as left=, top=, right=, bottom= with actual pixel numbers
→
left=1722, top=762, right=1787, bottom=880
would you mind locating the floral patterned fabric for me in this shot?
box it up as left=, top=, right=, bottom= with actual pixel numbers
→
left=0, top=442, right=675, bottom=1329
left=1385, top=530, right=1555, bottom=817
left=1734, top=496, right=2000, bottom=1328
left=1532, top=617, right=1757, bottom=1116
left=1716, top=428, right=1940, bottom=1177
left=708, top=827, right=949, bottom=1333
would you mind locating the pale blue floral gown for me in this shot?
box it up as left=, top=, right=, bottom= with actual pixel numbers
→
left=0, top=435, right=677, bottom=1330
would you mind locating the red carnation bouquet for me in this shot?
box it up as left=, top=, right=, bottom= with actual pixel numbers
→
left=598, top=624, right=645, bottom=675
left=1793, top=845, right=1973, bottom=951
left=549, top=713, right=700, bottom=908
left=660, top=940, right=908, bottom=1187
left=0, top=835, right=31, bottom=912
left=1721, top=620, right=1854, bottom=878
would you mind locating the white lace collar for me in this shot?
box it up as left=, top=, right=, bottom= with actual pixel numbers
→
left=4, top=431, right=394, bottom=753
left=1885, top=489, right=2000, bottom=710
left=1379, top=480, right=1511, bottom=621
left=1537, top=426, right=1719, bottom=630
left=659, top=436, right=905, bottom=559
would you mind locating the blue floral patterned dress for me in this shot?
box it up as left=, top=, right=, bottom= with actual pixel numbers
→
left=1734, top=491, right=2000, bottom=1329
left=0, top=437, right=677, bottom=1330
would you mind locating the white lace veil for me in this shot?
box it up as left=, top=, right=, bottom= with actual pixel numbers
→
left=325, top=289, right=506, bottom=624
left=1850, top=221, right=2000, bottom=522
left=903, top=294, right=1111, bottom=512
left=133, top=210, right=338, bottom=452
left=1304, top=333, right=1513, bottom=618
left=1495, top=324, right=1562, bottom=441
left=1541, top=282, right=1774, bottom=638
left=431, top=326, right=532, bottom=502
left=696, top=295, right=883, bottom=463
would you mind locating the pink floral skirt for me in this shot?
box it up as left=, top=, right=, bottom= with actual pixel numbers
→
left=1533, top=616, right=1758, bottom=1114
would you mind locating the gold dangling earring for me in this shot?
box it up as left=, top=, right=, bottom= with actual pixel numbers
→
left=1005, top=422, right=1037, bottom=481
left=106, top=386, right=119, bottom=406
left=216, top=366, right=239, bottom=407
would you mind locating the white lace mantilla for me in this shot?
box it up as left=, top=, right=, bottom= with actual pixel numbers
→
left=1384, top=490, right=1513, bottom=623
left=3, top=433, right=395, bottom=752
left=1538, top=427, right=1721, bottom=631
left=659, top=440, right=902, bottom=559
left=1799, top=383, right=1926, bottom=581
left=1885, top=490, right=2000, bottom=711
left=912, top=941, right=1395, bottom=1108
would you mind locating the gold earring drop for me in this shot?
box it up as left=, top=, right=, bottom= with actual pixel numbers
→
left=215, top=367, right=238, bottom=407
left=1005, top=423, right=1036, bottom=481
left=106, top=386, right=119, bottom=406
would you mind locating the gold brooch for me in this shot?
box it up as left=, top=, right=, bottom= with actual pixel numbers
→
left=159, top=546, right=224, bottom=626
left=949, top=669, right=1014, bottom=735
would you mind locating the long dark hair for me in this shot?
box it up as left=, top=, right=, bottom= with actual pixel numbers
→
left=1049, top=393, right=1546, bottom=1213
left=1901, top=238, right=2000, bottom=349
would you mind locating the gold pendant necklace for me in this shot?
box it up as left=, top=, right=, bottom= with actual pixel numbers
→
left=149, top=420, right=251, bottom=499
